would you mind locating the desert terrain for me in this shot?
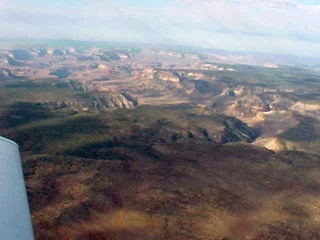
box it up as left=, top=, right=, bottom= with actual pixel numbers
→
left=0, top=41, right=320, bottom=239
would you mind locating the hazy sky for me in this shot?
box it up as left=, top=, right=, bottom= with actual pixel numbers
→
left=1, top=0, right=320, bottom=56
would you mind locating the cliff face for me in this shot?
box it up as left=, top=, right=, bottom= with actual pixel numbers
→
left=186, top=72, right=208, bottom=81
left=139, top=69, right=224, bottom=95
left=220, top=117, right=260, bottom=143
left=142, top=68, right=180, bottom=83
left=227, top=92, right=295, bottom=117
left=6, top=55, right=25, bottom=67
left=154, top=71, right=180, bottom=82
left=0, top=68, right=23, bottom=81
left=0, top=68, right=14, bottom=81
left=57, top=92, right=138, bottom=110
left=11, top=49, right=32, bottom=60
left=138, top=68, right=181, bottom=91
left=234, top=85, right=278, bottom=98
left=290, top=102, right=320, bottom=118
left=53, top=80, right=93, bottom=91
left=254, top=137, right=288, bottom=152
left=53, top=49, right=65, bottom=56
left=50, top=69, right=72, bottom=79
left=228, top=96, right=271, bottom=116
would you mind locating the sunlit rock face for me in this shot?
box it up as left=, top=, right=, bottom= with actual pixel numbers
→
left=55, top=92, right=138, bottom=110
left=141, top=68, right=180, bottom=83
left=155, top=71, right=180, bottom=82
left=254, top=137, right=288, bottom=152
left=233, top=85, right=278, bottom=98
left=290, top=102, right=320, bottom=118
left=186, top=72, right=207, bottom=80
left=227, top=90, right=295, bottom=117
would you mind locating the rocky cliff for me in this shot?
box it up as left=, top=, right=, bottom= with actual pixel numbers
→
left=53, top=80, right=93, bottom=91
left=0, top=68, right=24, bottom=81
left=220, top=117, right=260, bottom=143
left=142, top=68, right=180, bottom=83
left=233, top=85, right=278, bottom=98
left=56, top=92, right=138, bottom=110
left=11, top=49, right=32, bottom=60
left=227, top=92, right=295, bottom=117
left=50, top=69, right=72, bottom=79
left=290, top=102, right=320, bottom=118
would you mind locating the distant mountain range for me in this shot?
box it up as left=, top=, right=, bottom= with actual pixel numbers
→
left=0, top=38, right=320, bottom=67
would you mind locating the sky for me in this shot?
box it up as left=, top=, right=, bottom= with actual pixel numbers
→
left=0, top=0, right=320, bottom=56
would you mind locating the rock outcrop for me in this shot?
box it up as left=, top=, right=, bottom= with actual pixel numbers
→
left=37, top=49, right=48, bottom=56
left=139, top=68, right=181, bottom=90
left=155, top=71, right=180, bottom=82
left=57, top=92, right=138, bottom=110
left=0, top=68, right=23, bottom=81
left=186, top=72, right=207, bottom=80
left=99, top=51, right=121, bottom=61
left=53, top=49, right=65, bottom=56
left=290, top=102, right=320, bottom=118
left=254, top=137, right=288, bottom=152
left=220, top=88, right=236, bottom=97
left=6, top=55, right=25, bottom=66
left=234, top=85, right=278, bottom=98
left=50, top=69, right=72, bottom=79
left=220, top=117, right=260, bottom=143
left=142, top=68, right=180, bottom=83
left=53, top=80, right=93, bottom=91
left=227, top=92, right=295, bottom=117
left=11, top=49, right=32, bottom=60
